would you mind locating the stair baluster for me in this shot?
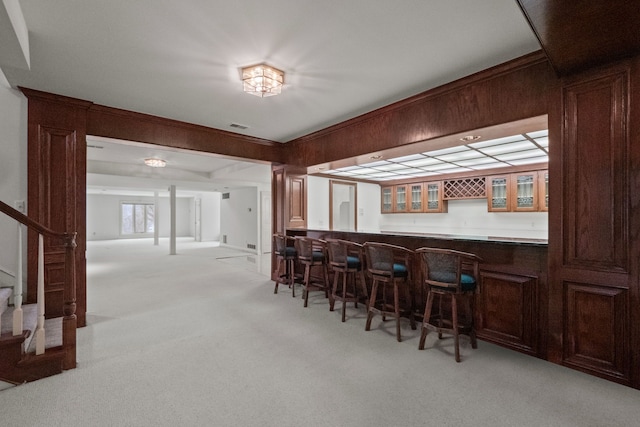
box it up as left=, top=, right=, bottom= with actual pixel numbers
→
left=35, top=234, right=45, bottom=355
left=12, top=222, right=23, bottom=336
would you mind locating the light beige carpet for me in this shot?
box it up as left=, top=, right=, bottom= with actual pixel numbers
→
left=0, top=238, right=638, bottom=426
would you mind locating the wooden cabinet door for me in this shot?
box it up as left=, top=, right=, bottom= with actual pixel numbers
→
left=381, top=186, right=393, bottom=213
left=394, top=185, right=408, bottom=212
left=408, top=183, right=424, bottom=212
left=512, top=171, right=539, bottom=211
left=487, top=175, right=510, bottom=212
left=424, top=181, right=446, bottom=213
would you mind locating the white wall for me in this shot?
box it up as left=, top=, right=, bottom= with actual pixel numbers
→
left=0, top=72, right=27, bottom=283
left=307, top=176, right=382, bottom=233
left=87, top=194, right=198, bottom=241
left=219, top=187, right=258, bottom=252
left=200, top=192, right=221, bottom=241
left=308, top=176, right=548, bottom=239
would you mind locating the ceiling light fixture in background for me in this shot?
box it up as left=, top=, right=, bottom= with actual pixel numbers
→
left=241, top=63, right=284, bottom=97
left=144, top=158, right=166, bottom=168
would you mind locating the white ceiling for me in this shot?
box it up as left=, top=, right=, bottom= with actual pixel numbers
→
left=1, top=1, right=542, bottom=194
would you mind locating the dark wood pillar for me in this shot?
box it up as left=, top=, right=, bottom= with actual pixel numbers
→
left=548, top=58, right=640, bottom=387
left=22, top=88, right=91, bottom=328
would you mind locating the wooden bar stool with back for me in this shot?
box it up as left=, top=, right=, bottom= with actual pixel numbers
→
left=294, top=236, right=331, bottom=307
left=326, top=238, right=369, bottom=322
left=416, top=247, right=482, bottom=362
left=272, top=233, right=298, bottom=297
left=363, top=242, right=417, bottom=342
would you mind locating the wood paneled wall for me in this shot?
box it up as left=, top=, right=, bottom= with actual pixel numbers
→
left=286, top=52, right=555, bottom=167
left=547, top=58, right=640, bottom=387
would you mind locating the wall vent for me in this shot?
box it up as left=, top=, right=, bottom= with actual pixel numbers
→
left=222, top=193, right=230, bottom=199
left=246, top=243, right=256, bottom=250
left=230, top=123, right=248, bottom=130
left=222, top=235, right=227, bottom=244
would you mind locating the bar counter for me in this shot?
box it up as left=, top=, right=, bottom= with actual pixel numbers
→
left=287, top=228, right=548, bottom=358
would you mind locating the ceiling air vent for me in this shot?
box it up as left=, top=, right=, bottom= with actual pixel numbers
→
left=230, top=123, right=248, bottom=130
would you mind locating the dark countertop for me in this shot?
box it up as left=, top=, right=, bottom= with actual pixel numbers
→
left=289, top=228, right=548, bottom=247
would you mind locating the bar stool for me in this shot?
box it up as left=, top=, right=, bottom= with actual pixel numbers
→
left=273, top=233, right=298, bottom=297
left=294, top=236, right=331, bottom=307
left=416, top=247, right=481, bottom=362
left=363, top=242, right=416, bottom=342
left=326, top=239, right=369, bottom=322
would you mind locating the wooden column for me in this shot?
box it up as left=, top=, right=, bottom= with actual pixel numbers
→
left=22, top=88, right=91, bottom=328
left=548, top=58, right=640, bottom=387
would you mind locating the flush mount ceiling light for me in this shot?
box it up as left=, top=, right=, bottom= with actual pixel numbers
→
left=460, top=135, right=481, bottom=142
left=241, top=63, right=284, bottom=97
left=144, top=158, right=166, bottom=168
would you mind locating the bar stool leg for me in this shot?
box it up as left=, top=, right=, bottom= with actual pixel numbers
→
left=419, top=290, right=434, bottom=350
left=303, top=264, right=311, bottom=306
left=394, top=283, right=401, bottom=342
left=466, top=293, right=478, bottom=349
left=286, top=259, right=296, bottom=298
left=341, top=272, right=348, bottom=322
left=452, top=294, right=460, bottom=362
left=365, top=280, right=378, bottom=331
left=330, top=271, right=339, bottom=312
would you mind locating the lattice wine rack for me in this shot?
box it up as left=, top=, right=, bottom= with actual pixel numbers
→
left=443, top=177, right=486, bottom=199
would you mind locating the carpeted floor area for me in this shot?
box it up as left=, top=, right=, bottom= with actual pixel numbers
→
left=1, top=238, right=639, bottom=426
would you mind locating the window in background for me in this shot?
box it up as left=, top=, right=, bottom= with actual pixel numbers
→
left=121, top=202, right=155, bottom=235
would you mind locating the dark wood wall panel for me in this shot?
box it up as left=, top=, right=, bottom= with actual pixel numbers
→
left=564, top=282, right=629, bottom=383
left=287, top=175, right=306, bottom=229
left=477, top=271, right=537, bottom=355
left=562, top=70, right=629, bottom=272
left=549, top=60, right=636, bottom=387
left=287, top=52, right=554, bottom=167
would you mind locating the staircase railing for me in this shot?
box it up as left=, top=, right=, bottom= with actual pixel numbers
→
left=0, top=200, right=77, bottom=368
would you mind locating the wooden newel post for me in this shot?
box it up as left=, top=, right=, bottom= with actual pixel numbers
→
left=62, top=232, right=77, bottom=370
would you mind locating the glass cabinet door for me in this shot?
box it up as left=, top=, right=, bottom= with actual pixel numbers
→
left=409, top=183, right=423, bottom=212
left=425, top=182, right=445, bottom=212
left=488, top=176, right=509, bottom=211
left=381, top=187, right=393, bottom=213
left=513, top=172, right=538, bottom=211
left=395, top=185, right=407, bottom=212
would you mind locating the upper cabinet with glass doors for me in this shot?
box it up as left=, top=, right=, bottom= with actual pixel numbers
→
left=487, top=170, right=547, bottom=212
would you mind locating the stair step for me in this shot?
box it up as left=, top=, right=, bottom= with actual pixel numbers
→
left=0, top=287, right=11, bottom=316
left=1, top=304, right=38, bottom=351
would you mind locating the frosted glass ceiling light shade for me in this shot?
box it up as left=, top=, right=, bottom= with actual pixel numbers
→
left=242, top=63, right=284, bottom=97
left=144, top=158, right=166, bottom=168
